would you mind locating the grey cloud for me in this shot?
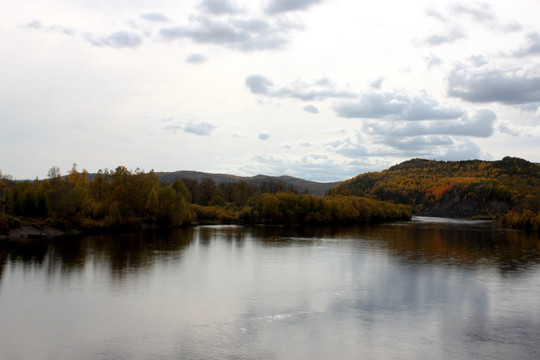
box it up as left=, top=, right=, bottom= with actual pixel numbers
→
left=245, top=74, right=274, bottom=94
left=450, top=2, right=522, bottom=33
left=500, top=21, right=522, bottom=33
left=245, top=74, right=356, bottom=101
left=303, top=153, right=329, bottom=161
left=164, top=124, right=183, bottom=134
left=325, top=133, right=370, bottom=158
left=424, top=53, right=443, bottom=69
left=447, top=65, right=540, bottom=104
left=325, top=130, right=451, bottom=159
left=520, top=103, right=540, bottom=113
left=246, top=152, right=359, bottom=182
left=334, top=90, right=465, bottom=121
left=419, top=3, right=519, bottom=48
left=383, top=135, right=454, bottom=152
left=450, top=2, right=494, bottom=23
left=186, top=53, right=207, bottom=64
left=512, top=32, right=540, bottom=57
left=199, top=0, right=240, bottom=15
left=184, top=121, right=217, bottom=136
left=139, top=12, right=169, bottom=22
left=497, top=122, right=540, bottom=138
left=23, top=20, right=145, bottom=49
left=88, top=31, right=143, bottom=48
left=265, top=0, right=325, bottom=14
left=332, top=143, right=370, bottom=158
left=467, top=54, right=488, bottom=67
left=22, top=19, right=75, bottom=36
left=370, top=77, right=384, bottom=89
left=437, top=139, right=483, bottom=161
left=23, top=19, right=44, bottom=29
left=159, top=16, right=299, bottom=51
left=48, top=25, right=76, bottom=36
left=422, top=28, right=467, bottom=46
left=425, top=9, right=447, bottom=22
left=303, top=104, right=319, bottom=114
left=335, top=92, right=407, bottom=118
left=498, top=122, right=520, bottom=136
left=258, top=132, right=271, bottom=140
left=363, top=109, right=496, bottom=138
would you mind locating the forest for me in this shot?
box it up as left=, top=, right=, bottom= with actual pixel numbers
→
left=0, top=164, right=411, bottom=236
left=330, top=157, right=540, bottom=232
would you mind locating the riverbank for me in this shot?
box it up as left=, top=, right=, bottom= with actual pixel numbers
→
left=0, top=225, right=80, bottom=240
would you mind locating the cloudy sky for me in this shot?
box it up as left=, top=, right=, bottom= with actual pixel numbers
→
left=2, top=0, right=540, bottom=182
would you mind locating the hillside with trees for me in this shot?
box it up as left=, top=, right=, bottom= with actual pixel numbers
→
left=330, top=157, right=540, bottom=232
left=0, top=164, right=410, bottom=237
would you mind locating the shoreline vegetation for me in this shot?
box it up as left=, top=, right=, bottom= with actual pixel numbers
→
left=2, top=156, right=539, bottom=239
left=0, top=164, right=411, bottom=240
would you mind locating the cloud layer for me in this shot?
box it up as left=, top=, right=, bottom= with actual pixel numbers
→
left=245, top=74, right=356, bottom=101
left=448, top=64, right=540, bottom=104
left=6, top=0, right=540, bottom=181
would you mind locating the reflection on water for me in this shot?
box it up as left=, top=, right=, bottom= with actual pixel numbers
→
left=0, top=218, right=539, bottom=360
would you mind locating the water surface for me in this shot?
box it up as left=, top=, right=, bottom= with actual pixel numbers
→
left=1, top=217, right=539, bottom=359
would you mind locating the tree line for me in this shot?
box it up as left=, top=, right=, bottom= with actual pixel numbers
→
left=0, top=164, right=411, bottom=233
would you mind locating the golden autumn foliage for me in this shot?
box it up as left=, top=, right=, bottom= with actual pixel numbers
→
left=331, top=157, right=540, bottom=232
left=1, top=164, right=195, bottom=230
left=193, top=192, right=411, bottom=225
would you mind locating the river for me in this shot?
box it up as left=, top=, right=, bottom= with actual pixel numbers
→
left=1, top=217, right=539, bottom=359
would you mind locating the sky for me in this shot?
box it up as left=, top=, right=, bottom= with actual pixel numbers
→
left=1, top=0, right=540, bottom=182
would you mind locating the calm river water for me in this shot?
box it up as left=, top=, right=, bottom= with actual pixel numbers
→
left=1, top=217, right=539, bottom=360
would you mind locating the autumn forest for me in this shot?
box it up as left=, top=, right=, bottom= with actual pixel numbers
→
left=1, top=156, right=539, bottom=236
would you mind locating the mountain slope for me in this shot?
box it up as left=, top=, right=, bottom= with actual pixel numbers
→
left=330, top=157, right=540, bottom=219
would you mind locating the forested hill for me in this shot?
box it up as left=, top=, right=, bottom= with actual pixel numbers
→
left=330, top=157, right=540, bottom=230
left=155, top=171, right=339, bottom=196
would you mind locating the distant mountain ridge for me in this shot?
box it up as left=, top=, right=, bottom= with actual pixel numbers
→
left=155, top=170, right=339, bottom=196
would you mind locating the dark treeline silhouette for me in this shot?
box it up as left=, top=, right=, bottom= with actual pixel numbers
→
left=0, top=164, right=411, bottom=234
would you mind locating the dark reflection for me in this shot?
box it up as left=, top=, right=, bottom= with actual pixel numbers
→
left=0, top=228, right=195, bottom=284
left=362, top=218, right=540, bottom=273
left=1, top=218, right=539, bottom=287
left=87, top=228, right=194, bottom=280
left=196, top=225, right=247, bottom=247
left=239, top=219, right=540, bottom=274
left=1, top=219, right=540, bottom=360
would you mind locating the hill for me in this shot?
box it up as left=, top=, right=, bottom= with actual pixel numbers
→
left=330, top=157, right=540, bottom=230
left=155, top=170, right=339, bottom=196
